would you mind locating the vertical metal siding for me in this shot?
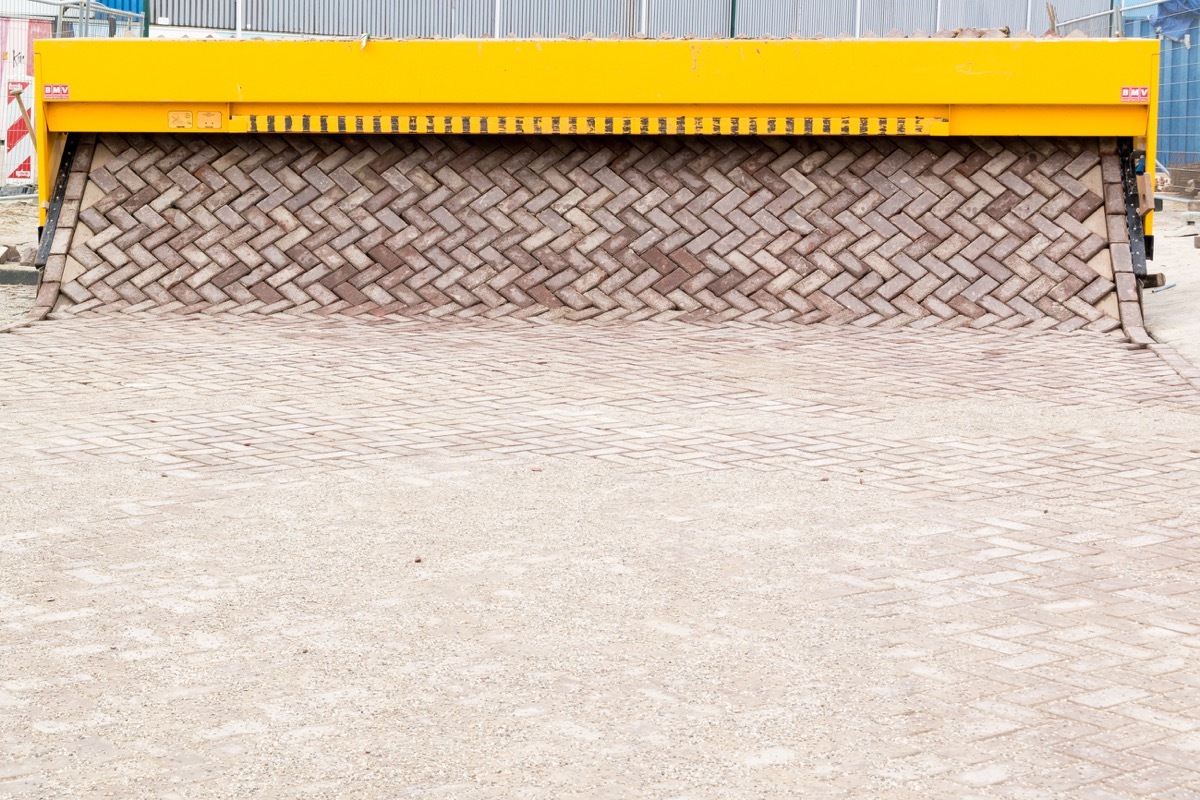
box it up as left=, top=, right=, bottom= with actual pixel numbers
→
left=940, top=0, right=1108, bottom=33
left=154, top=1, right=236, bottom=29
left=649, top=0, right=730, bottom=37
left=734, top=0, right=802, bottom=37
left=939, top=0, right=1024, bottom=31
left=154, top=0, right=494, bottom=37
left=860, top=0, right=937, bottom=35
left=149, top=0, right=1115, bottom=38
left=500, top=0, right=635, bottom=37
left=794, top=0, right=856, bottom=36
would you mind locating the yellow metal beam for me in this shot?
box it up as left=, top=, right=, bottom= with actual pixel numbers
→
left=35, top=37, right=1157, bottom=108
left=33, top=38, right=1160, bottom=220
left=35, top=38, right=1158, bottom=135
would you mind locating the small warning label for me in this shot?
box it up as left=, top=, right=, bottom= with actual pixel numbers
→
left=1121, top=86, right=1150, bottom=103
left=9, top=156, right=31, bottom=181
left=42, top=84, right=69, bottom=100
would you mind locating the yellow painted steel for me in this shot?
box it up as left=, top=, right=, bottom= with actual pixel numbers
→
left=34, top=37, right=1160, bottom=223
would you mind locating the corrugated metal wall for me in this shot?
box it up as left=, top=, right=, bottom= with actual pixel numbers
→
left=154, top=1, right=236, bottom=29
left=649, top=0, right=729, bottom=37
left=793, top=0, right=855, bottom=36
left=735, top=0, right=802, bottom=36
left=500, top=0, right=635, bottom=36
left=861, top=0, right=938, bottom=34
left=250, top=0, right=495, bottom=38
left=940, top=0, right=1110, bottom=35
left=152, top=0, right=495, bottom=37
left=147, top=0, right=1112, bottom=38
left=940, top=0, right=1024, bottom=31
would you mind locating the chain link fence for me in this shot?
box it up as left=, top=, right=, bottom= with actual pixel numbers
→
left=0, top=1, right=143, bottom=37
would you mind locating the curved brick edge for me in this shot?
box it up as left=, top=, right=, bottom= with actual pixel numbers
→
left=1109, top=234, right=1154, bottom=348
left=1092, top=135, right=1199, bottom=387
left=36, top=132, right=1134, bottom=332
left=0, top=305, right=50, bottom=335
left=1148, top=342, right=1200, bottom=393
left=1094, top=138, right=1155, bottom=349
left=1, top=135, right=94, bottom=334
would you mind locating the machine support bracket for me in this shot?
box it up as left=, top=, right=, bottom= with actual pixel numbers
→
left=1119, top=137, right=1160, bottom=286
left=34, top=133, right=79, bottom=270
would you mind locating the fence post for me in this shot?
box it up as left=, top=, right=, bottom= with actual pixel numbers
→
left=639, top=0, right=649, bottom=36
left=141, top=0, right=149, bottom=37
left=235, top=0, right=244, bottom=38
left=854, top=0, right=862, bottom=37
left=494, top=0, right=502, bottom=37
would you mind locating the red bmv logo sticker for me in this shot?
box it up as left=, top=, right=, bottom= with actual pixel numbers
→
left=1121, top=86, right=1150, bottom=103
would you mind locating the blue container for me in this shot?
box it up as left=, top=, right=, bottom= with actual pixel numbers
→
left=100, top=0, right=144, bottom=12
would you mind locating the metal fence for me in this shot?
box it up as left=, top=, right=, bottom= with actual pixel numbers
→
left=1057, top=1, right=1200, bottom=195
left=0, top=2, right=144, bottom=189
left=0, top=0, right=144, bottom=37
left=147, top=0, right=1112, bottom=39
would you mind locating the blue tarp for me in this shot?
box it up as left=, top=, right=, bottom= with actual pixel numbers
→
left=1155, top=0, right=1200, bottom=39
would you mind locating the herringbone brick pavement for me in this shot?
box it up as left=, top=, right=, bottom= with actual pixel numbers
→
left=2, top=315, right=1199, bottom=797
left=39, top=132, right=1130, bottom=332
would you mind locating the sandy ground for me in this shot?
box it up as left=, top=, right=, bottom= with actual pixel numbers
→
left=0, top=285, right=33, bottom=326
left=0, top=199, right=37, bottom=248
left=0, top=201, right=41, bottom=327
left=1144, top=207, right=1200, bottom=369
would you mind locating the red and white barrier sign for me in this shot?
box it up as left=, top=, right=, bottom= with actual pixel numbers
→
left=0, top=16, right=53, bottom=185
left=5, top=80, right=32, bottom=181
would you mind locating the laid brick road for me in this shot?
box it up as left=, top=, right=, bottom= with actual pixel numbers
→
left=45, top=134, right=1128, bottom=331
left=2, top=314, right=1199, bottom=798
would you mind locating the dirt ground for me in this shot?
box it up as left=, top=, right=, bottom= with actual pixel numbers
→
left=0, top=199, right=38, bottom=247
left=1144, top=206, right=1200, bottom=369
left=0, top=201, right=38, bottom=327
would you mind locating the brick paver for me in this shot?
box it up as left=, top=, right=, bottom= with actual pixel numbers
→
left=42, top=133, right=1130, bottom=332
left=2, top=315, right=1199, bottom=798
